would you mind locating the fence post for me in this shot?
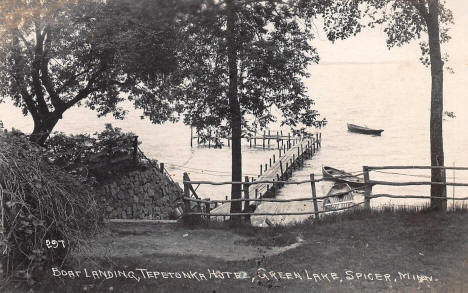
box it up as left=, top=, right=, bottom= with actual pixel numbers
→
left=310, top=174, right=319, bottom=219
left=183, top=177, right=191, bottom=224
left=363, top=166, right=371, bottom=209
left=244, top=176, right=250, bottom=210
left=205, top=198, right=211, bottom=221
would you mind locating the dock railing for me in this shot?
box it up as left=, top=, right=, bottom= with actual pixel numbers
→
left=182, top=165, right=468, bottom=224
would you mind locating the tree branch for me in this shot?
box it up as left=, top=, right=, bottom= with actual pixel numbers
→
left=32, top=25, right=49, bottom=115
left=65, top=67, right=106, bottom=109
left=40, top=57, right=66, bottom=111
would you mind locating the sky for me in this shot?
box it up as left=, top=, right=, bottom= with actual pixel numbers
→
left=311, top=0, right=468, bottom=65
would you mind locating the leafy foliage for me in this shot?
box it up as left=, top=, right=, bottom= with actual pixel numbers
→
left=46, top=124, right=140, bottom=174
left=171, top=0, right=330, bottom=136
left=0, top=0, right=183, bottom=144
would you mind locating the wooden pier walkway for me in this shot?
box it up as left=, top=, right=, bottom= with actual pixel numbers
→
left=210, top=134, right=321, bottom=220
left=191, top=127, right=312, bottom=149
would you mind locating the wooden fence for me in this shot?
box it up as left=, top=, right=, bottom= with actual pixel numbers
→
left=182, top=165, right=468, bottom=223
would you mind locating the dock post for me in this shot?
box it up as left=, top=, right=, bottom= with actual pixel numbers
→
left=363, top=166, right=371, bottom=209
left=263, top=131, right=266, bottom=149
left=268, top=130, right=271, bottom=147
left=250, top=137, right=252, bottom=148
left=255, top=189, right=258, bottom=199
left=288, top=133, right=291, bottom=146
left=269, top=158, right=272, bottom=167
left=280, top=161, right=284, bottom=180
left=285, top=162, right=289, bottom=179
left=279, top=148, right=282, bottom=158
left=273, top=154, right=276, bottom=163
left=244, top=176, right=250, bottom=211
left=283, top=144, right=286, bottom=154
left=260, top=165, right=263, bottom=176
left=310, top=174, right=319, bottom=219
left=265, top=163, right=268, bottom=172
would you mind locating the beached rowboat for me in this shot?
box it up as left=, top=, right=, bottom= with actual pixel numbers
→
left=322, top=166, right=366, bottom=187
left=347, top=123, right=384, bottom=135
left=323, top=183, right=354, bottom=211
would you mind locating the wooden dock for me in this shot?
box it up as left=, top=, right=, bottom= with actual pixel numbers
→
left=210, top=134, right=321, bottom=220
left=190, top=127, right=319, bottom=149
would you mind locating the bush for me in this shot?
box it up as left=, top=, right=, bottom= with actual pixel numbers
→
left=46, top=124, right=141, bottom=178
left=0, top=130, right=101, bottom=283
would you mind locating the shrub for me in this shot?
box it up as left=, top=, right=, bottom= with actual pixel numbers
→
left=46, top=124, right=141, bottom=178
left=0, top=130, right=101, bottom=283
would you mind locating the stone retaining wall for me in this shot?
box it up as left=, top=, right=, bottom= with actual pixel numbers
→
left=96, top=167, right=183, bottom=219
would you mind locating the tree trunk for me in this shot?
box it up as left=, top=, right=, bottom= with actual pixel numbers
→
left=226, top=0, right=243, bottom=222
left=427, top=0, right=446, bottom=210
left=30, top=116, right=60, bottom=146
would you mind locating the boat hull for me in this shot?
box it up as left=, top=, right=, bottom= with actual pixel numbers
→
left=347, top=123, right=384, bottom=135
left=323, top=183, right=354, bottom=211
left=322, top=166, right=366, bottom=187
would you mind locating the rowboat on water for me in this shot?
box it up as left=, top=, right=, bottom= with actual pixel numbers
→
left=347, top=123, right=384, bottom=135
left=323, top=183, right=354, bottom=211
left=322, top=166, right=365, bottom=187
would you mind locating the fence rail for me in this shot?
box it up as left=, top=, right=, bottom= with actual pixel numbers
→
left=182, top=165, right=468, bottom=223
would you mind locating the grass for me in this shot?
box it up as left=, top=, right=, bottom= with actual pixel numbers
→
left=4, top=206, right=468, bottom=293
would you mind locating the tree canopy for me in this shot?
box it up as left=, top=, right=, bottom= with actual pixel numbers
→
left=0, top=0, right=183, bottom=145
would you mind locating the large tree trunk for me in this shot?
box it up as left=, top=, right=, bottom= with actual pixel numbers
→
left=30, top=115, right=60, bottom=146
left=226, top=0, right=243, bottom=222
left=427, top=0, right=446, bottom=210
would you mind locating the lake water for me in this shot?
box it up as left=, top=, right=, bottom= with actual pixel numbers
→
left=2, top=62, right=468, bottom=208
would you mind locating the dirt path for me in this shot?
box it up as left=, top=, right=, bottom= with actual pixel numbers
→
left=81, top=223, right=302, bottom=262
